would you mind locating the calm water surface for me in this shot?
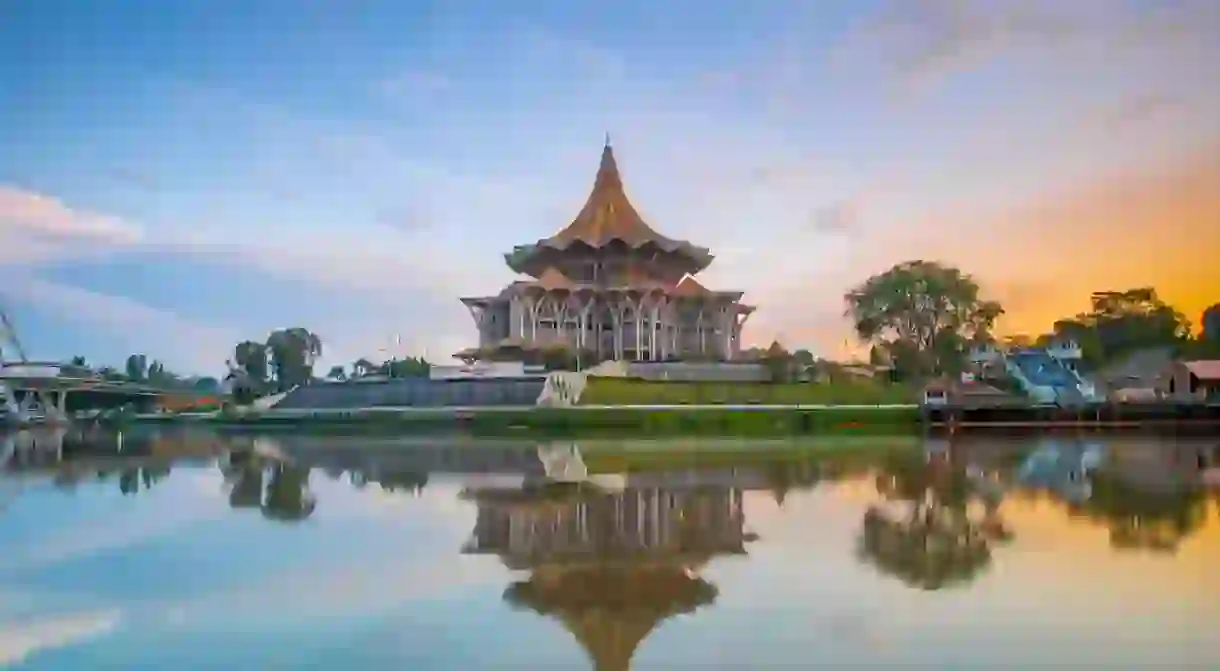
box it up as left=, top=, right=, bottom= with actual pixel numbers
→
left=1, top=429, right=1218, bottom=669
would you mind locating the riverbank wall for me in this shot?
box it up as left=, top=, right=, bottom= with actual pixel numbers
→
left=133, top=404, right=923, bottom=436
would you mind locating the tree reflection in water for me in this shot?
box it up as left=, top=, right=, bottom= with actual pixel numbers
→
left=858, top=448, right=1012, bottom=591
left=220, top=450, right=316, bottom=522
left=1070, top=472, right=1208, bottom=554
left=117, top=466, right=171, bottom=496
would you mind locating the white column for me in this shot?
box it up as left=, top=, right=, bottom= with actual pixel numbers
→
left=639, top=300, right=649, bottom=363
left=649, top=302, right=660, bottom=361
left=614, top=304, right=624, bottom=360
left=528, top=298, right=540, bottom=342
left=722, top=307, right=732, bottom=359
left=696, top=310, right=706, bottom=355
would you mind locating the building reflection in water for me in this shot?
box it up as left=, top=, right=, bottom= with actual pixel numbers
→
left=462, top=473, right=760, bottom=671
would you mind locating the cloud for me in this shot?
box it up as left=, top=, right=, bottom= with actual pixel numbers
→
left=0, top=610, right=121, bottom=666
left=0, top=187, right=142, bottom=265
left=833, top=0, right=1220, bottom=98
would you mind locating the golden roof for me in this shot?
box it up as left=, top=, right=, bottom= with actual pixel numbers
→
left=541, top=143, right=699, bottom=254
left=504, top=565, right=717, bottom=671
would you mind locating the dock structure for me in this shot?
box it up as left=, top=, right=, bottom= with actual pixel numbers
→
left=923, top=399, right=1220, bottom=435
left=1, top=361, right=163, bottom=424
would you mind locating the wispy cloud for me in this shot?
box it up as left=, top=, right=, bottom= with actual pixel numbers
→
left=831, top=0, right=1220, bottom=115
left=0, top=610, right=121, bottom=666
left=0, top=187, right=142, bottom=265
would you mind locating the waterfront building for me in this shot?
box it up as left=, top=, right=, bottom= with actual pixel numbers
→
left=458, top=141, right=755, bottom=363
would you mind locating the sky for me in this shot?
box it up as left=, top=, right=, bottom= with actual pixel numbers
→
left=1, top=0, right=1218, bottom=375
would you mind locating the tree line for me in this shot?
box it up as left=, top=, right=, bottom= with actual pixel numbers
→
left=225, top=327, right=432, bottom=402
left=63, top=354, right=220, bottom=392
left=842, top=260, right=1220, bottom=380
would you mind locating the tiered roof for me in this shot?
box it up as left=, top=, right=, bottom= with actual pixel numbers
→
left=504, top=566, right=717, bottom=671
left=473, top=268, right=742, bottom=301
left=506, top=141, right=713, bottom=277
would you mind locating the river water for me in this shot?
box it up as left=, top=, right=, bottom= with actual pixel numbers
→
left=1, top=429, right=1218, bottom=669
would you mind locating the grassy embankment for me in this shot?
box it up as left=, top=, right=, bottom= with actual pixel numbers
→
left=577, top=377, right=913, bottom=406
left=136, top=378, right=922, bottom=436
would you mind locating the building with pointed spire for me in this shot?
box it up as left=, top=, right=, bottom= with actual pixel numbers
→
left=458, top=141, right=754, bottom=363
left=461, top=482, right=756, bottom=671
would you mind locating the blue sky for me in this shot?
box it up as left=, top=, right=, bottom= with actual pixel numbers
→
left=1, top=0, right=1218, bottom=374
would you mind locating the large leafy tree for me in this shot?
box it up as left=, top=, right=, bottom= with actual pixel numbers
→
left=1203, top=303, right=1220, bottom=343
left=266, top=328, right=323, bottom=391
left=844, top=261, right=1004, bottom=378
left=233, top=341, right=269, bottom=390
left=1182, top=303, right=1220, bottom=359
left=1050, top=288, right=1192, bottom=368
left=124, top=354, right=148, bottom=382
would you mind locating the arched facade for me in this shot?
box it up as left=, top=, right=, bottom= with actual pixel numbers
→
left=460, top=142, right=754, bottom=362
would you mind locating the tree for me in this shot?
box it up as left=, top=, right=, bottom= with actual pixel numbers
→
left=384, top=356, right=431, bottom=378
left=1184, top=303, right=1220, bottom=358
left=844, top=261, right=1004, bottom=379
left=266, top=328, right=322, bottom=392
left=352, top=358, right=377, bottom=377
left=326, top=365, right=347, bottom=381
left=124, top=354, right=148, bottom=382
left=145, top=360, right=176, bottom=387
left=192, top=376, right=220, bottom=392
left=1203, top=303, right=1220, bottom=343
left=1052, top=288, right=1192, bottom=368
left=233, top=340, right=270, bottom=388
left=97, top=366, right=126, bottom=382
left=762, top=340, right=793, bottom=383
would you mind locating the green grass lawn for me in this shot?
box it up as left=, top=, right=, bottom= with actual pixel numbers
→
left=578, top=377, right=916, bottom=406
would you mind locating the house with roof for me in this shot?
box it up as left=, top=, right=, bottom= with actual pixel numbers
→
left=1162, top=360, right=1220, bottom=402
